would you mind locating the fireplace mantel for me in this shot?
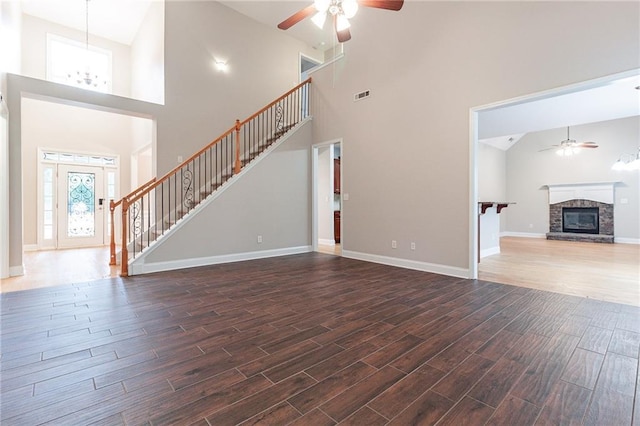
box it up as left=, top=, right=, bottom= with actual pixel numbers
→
left=545, top=182, right=620, bottom=205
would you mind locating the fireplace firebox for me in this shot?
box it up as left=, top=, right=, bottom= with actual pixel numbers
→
left=562, top=207, right=599, bottom=234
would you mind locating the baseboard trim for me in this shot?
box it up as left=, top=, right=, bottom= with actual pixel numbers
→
left=480, top=247, right=500, bottom=258
left=501, top=232, right=639, bottom=244
left=341, top=250, right=470, bottom=279
left=614, top=237, right=640, bottom=244
left=500, top=232, right=546, bottom=239
left=24, top=244, right=38, bottom=252
left=318, top=239, right=335, bottom=246
left=9, top=265, right=25, bottom=277
left=130, top=246, right=313, bottom=275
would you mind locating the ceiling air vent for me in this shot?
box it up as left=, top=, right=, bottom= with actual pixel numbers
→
left=354, top=90, right=370, bottom=102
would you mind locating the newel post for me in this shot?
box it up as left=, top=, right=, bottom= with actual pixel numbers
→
left=121, top=198, right=129, bottom=277
left=234, top=119, right=241, bottom=174
left=109, top=200, right=116, bottom=265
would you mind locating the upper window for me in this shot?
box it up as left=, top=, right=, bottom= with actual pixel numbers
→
left=46, top=33, right=112, bottom=93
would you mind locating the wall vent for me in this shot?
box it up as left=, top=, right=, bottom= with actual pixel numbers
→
left=353, top=90, right=370, bottom=102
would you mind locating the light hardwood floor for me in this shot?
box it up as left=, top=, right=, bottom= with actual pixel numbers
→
left=0, top=247, right=119, bottom=293
left=478, top=237, right=640, bottom=307
left=1, top=239, right=638, bottom=307
left=318, top=243, right=341, bottom=256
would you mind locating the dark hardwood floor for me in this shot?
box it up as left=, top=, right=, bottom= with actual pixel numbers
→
left=1, top=253, right=638, bottom=425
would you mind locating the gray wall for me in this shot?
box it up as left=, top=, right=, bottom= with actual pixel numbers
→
left=140, top=121, right=313, bottom=269
left=505, top=117, right=640, bottom=240
left=311, top=1, right=639, bottom=272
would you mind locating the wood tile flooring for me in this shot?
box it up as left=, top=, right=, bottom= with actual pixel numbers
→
left=1, top=253, right=639, bottom=425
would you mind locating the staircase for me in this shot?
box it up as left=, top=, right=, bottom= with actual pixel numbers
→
left=109, top=79, right=312, bottom=276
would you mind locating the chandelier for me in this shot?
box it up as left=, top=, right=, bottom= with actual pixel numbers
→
left=611, top=148, right=640, bottom=171
left=68, top=0, right=106, bottom=88
left=311, top=0, right=359, bottom=31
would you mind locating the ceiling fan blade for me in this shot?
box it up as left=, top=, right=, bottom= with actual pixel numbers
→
left=358, top=0, right=404, bottom=11
left=577, top=143, right=599, bottom=148
left=277, top=5, right=317, bottom=30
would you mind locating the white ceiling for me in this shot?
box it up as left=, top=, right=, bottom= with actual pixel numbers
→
left=21, top=0, right=154, bottom=45
left=478, top=73, right=640, bottom=150
left=221, top=1, right=338, bottom=51
left=19, top=0, right=640, bottom=146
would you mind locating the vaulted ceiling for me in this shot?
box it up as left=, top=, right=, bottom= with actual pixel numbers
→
left=18, top=0, right=640, bottom=147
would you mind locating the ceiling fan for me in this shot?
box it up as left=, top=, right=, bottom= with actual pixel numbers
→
left=539, top=127, right=599, bottom=156
left=277, top=0, right=404, bottom=43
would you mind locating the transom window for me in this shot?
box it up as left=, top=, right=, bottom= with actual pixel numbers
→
left=46, top=33, right=112, bottom=93
left=42, top=150, right=117, bottom=167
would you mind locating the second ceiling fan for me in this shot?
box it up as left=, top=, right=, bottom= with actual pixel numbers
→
left=539, top=127, right=599, bottom=156
left=277, top=0, right=404, bottom=43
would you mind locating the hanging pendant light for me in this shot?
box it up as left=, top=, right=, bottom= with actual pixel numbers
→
left=68, top=0, right=106, bottom=89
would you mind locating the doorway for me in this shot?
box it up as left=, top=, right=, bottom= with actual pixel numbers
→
left=470, top=70, right=640, bottom=285
left=312, top=140, right=342, bottom=255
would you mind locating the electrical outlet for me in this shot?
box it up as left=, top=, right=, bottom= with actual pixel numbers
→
left=257, top=235, right=262, bottom=243
left=391, top=240, right=397, bottom=249
left=177, top=155, right=183, bottom=163
left=410, top=242, right=416, bottom=250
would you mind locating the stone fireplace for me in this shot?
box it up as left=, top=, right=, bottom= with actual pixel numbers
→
left=546, top=183, right=616, bottom=243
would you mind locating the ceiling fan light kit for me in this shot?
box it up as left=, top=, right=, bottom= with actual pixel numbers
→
left=539, top=126, right=599, bottom=156
left=278, top=0, right=403, bottom=42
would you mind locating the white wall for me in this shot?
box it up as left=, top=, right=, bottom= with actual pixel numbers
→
left=505, top=117, right=640, bottom=240
left=311, top=1, right=639, bottom=274
left=478, top=143, right=507, bottom=202
left=0, top=0, right=22, bottom=96
left=20, top=14, right=132, bottom=98
left=20, top=97, right=152, bottom=246
left=478, top=143, right=508, bottom=234
left=130, top=0, right=164, bottom=104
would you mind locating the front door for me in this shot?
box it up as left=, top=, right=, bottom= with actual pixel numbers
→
left=57, top=164, right=105, bottom=248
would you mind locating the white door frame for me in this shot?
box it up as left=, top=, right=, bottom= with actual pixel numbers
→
left=0, top=95, right=9, bottom=278
left=312, top=138, right=342, bottom=253
left=37, top=148, right=119, bottom=250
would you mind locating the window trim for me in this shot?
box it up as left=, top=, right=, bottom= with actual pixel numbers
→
left=46, top=33, right=113, bottom=93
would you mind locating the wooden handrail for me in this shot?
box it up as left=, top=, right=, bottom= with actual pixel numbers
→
left=239, top=78, right=311, bottom=127
left=127, top=126, right=236, bottom=206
